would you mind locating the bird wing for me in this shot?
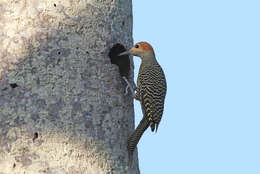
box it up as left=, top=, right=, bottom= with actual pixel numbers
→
left=140, top=89, right=156, bottom=131
left=139, top=64, right=167, bottom=132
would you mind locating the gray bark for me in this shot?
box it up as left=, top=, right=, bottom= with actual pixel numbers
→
left=0, top=0, right=139, bottom=174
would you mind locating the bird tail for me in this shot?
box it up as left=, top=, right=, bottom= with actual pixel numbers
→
left=127, top=117, right=150, bottom=167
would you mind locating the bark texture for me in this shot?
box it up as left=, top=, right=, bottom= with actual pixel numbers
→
left=0, top=0, right=139, bottom=173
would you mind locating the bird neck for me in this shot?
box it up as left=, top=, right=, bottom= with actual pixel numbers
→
left=141, top=54, right=157, bottom=65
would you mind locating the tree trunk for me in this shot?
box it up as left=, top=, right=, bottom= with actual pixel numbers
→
left=0, top=1, right=139, bottom=173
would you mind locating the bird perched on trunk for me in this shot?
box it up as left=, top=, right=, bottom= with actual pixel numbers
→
left=118, top=42, right=167, bottom=166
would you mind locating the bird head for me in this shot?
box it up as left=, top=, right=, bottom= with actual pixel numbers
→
left=118, top=42, right=155, bottom=60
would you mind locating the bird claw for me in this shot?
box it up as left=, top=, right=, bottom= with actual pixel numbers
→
left=122, top=76, right=135, bottom=96
left=124, top=84, right=130, bottom=96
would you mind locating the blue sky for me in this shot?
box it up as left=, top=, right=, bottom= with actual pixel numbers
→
left=132, top=1, right=260, bottom=173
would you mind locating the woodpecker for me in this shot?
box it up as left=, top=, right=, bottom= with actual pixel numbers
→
left=118, top=42, right=167, bottom=166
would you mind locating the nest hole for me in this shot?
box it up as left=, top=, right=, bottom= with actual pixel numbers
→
left=108, top=43, right=130, bottom=79
left=10, top=83, right=18, bottom=88
left=33, top=132, right=38, bottom=142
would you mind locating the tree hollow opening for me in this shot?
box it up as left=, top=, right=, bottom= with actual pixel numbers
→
left=109, top=43, right=130, bottom=79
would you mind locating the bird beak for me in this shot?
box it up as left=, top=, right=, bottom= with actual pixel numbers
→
left=118, top=50, right=130, bottom=56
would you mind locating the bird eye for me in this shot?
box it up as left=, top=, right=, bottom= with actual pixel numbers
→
left=135, top=44, right=139, bottom=48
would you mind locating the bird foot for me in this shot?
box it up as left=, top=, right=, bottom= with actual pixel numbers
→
left=122, top=76, right=136, bottom=96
